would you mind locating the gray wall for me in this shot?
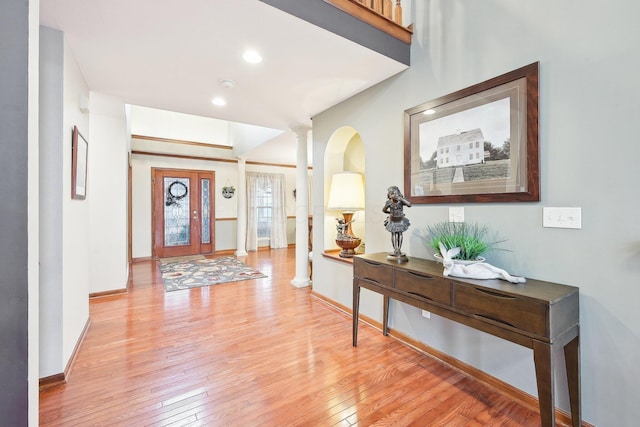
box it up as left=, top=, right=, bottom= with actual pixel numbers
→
left=312, top=1, right=640, bottom=426
left=39, top=25, right=64, bottom=378
left=0, top=0, right=29, bottom=424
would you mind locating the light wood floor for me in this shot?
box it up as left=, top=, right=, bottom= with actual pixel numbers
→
left=40, top=248, right=545, bottom=426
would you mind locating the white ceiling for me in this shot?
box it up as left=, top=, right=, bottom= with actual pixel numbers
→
left=40, top=0, right=408, bottom=163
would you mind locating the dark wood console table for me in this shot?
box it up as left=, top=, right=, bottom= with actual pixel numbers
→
left=352, top=253, right=580, bottom=427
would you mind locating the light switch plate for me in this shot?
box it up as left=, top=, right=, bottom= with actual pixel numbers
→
left=543, top=207, right=582, bottom=229
left=449, top=207, right=464, bottom=223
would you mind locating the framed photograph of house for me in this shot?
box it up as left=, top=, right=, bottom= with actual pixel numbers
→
left=71, top=125, right=88, bottom=200
left=404, top=62, right=539, bottom=204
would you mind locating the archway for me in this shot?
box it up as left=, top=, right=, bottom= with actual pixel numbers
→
left=323, top=126, right=366, bottom=253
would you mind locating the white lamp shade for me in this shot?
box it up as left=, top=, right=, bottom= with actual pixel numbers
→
left=327, top=172, right=365, bottom=211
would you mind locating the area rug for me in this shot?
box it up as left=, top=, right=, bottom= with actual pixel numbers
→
left=160, top=256, right=267, bottom=292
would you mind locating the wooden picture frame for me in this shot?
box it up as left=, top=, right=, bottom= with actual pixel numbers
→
left=404, top=62, right=539, bottom=204
left=71, top=125, right=88, bottom=200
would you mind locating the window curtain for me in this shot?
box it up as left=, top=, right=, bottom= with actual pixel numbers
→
left=269, top=173, right=288, bottom=249
left=246, top=172, right=287, bottom=251
left=246, top=173, right=260, bottom=251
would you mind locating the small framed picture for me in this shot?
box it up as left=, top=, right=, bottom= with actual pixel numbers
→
left=71, top=125, right=88, bottom=200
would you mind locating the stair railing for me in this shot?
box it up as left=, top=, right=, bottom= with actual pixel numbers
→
left=355, top=0, right=405, bottom=26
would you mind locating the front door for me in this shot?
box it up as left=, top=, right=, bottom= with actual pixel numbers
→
left=152, top=168, right=214, bottom=258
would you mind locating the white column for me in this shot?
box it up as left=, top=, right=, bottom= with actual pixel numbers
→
left=235, top=157, right=248, bottom=257
left=291, top=126, right=311, bottom=288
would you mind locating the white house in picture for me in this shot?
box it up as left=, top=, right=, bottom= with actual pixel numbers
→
left=436, top=128, right=485, bottom=168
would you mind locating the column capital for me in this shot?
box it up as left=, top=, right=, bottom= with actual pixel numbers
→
left=291, top=126, right=311, bottom=139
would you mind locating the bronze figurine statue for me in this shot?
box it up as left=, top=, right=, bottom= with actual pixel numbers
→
left=382, top=186, right=411, bottom=262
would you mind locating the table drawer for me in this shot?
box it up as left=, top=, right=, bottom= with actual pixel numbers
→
left=394, top=269, right=452, bottom=305
left=454, top=283, right=548, bottom=337
left=354, top=259, right=394, bottom=285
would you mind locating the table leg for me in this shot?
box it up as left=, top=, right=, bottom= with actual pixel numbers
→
left=564, top=333, right=581, bottom=426
left=382, top=295, right=390, bottom=336
left=352, top=280, right=360, bottom=347
left=533, top=340, right=555, bottom=427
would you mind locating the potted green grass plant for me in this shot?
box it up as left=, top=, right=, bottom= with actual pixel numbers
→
left=426, top=221, right=503, bottom=261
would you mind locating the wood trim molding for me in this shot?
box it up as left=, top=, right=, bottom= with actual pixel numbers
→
left=323, top=0, right=413, bottom=44
left=65, top=317, right=91, bottom=381
left=127, top=262, right=132, bottom=291
left=132, top=150, right=238, bottom=164
left=214, top=249, right=237, bottom=256
left=39, top=373, right=66, bottom=391
left=131, top=150, right=311, bottom=170
left=247, top=160, right=305, bottom=170
left=322, top=249, right=354, bottom=265
left=89, top=288, right=128, bottom=299
left=310, top=292, right=594, bottom=427
left=132, top=134, right=233, bottom=150
left=171, top=216, right=301, bottom=223
left=40, top=317, right=92, bottom=390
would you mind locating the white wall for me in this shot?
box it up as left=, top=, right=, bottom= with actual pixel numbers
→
left=61, top=32, right=91, bottom=370
left=312, top=1, right=640, bottom=426
left=131, top=153, right=237, bottom=256
left=39, top=26, right=92, bottom=378
left=131, top=153, right=299, bottom=257
left=88, top=93, right=129, bottom=293
left=39, top=25, right=64, bottom=379
left=39, top=27, right=129, bottom=381
left=130, top=105, right=232, bottom=145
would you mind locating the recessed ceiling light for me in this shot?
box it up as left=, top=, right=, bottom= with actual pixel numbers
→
left=243, top=50, right=262, bottom=64
left=211, top=97, right=226, bottom=106
left=423, top=109, right=436, bottom=115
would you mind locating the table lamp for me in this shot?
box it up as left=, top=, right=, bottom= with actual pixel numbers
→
left=327, top=172, right=365, bottom=257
